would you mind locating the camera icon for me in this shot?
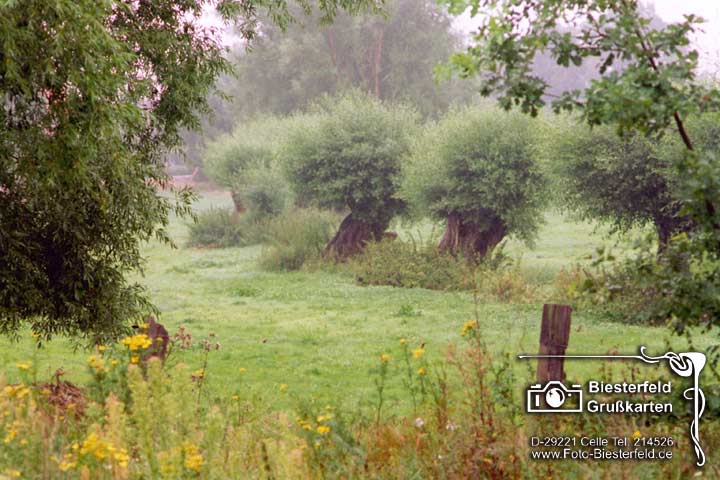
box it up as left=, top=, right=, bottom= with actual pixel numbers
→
left=526, top=381, right=583, bottom=413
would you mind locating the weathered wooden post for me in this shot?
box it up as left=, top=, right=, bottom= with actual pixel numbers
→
left=537, top=304, right=572, bottom=382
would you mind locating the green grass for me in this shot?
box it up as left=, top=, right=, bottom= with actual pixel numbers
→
left=1, top=190, right=715, bottom=413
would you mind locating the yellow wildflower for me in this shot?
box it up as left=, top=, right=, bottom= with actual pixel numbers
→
left=317, top=414, right=333, bottom=423
left=87, top=355, right=105, bottom=373
left=417, top=367, right=426, bottom=376
left=121, top=333, right=152, bottom=351
left=79, top=432, right=113, bottom=460
left=110, top=359, right=119, bottom=366
left=4, top=469, right=21, bottom=478
left=239, top=367, right=247, bottom=373
left=231, top=395, right=240, bottom=401
left=130, top=356, right=139, bottom=364
left=182, top=442, right=203, bottom=471
left=461, top=320, right=478, bottom=337
left=399, top=338, right=407, bottom=345
left=58, top=453, right=77, bottom=472
left=3, top=428, right=17, bottom=444
left=379, top=353, right=390, bottom=362
left=279, top=384, right=288, bottom=392
left=114, top=448, right=130, bottom=468
left=4, top=385, right=30, bottom=399
left=317, top=425, right=330, bottom=435
left=97, top=345, right=107, bottom=352
left=412, top=348, right=424, bottom=360
left=632, top=430, right=642, bottom=439
left=193, top=369, right=205, bottom=378
left=16, top=362, right=31, bottom=371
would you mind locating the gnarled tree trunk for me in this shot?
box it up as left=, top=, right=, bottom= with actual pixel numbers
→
left=654, top=214, right=691, bottom=252
left=438, top=212, right=507, bottom=260
left=325, top=213, right=387, bottom=260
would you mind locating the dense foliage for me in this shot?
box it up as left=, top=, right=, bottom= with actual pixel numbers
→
left=0, top=0, right=383, bottom=341
left=281, top=92, right=418, bottom=258
left=204, top=116, right=292, bottom=217
left=258, top=208, right=340, bottom=271
left=440, top=0, right=720, bottom=340
left=544, top=121, right=684, bottom=246
left=403, top=107, right=545, bottom=258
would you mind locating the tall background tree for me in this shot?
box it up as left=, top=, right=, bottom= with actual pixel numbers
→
left=177, top=0, right=470, bottom=166
left=0, top=0, right=381, bottom=341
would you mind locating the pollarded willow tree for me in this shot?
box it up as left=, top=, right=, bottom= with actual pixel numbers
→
left=204, top=116, right=293, bottom=217
left=281, top=92, right=418, bottom=259
left=0, top=0, right=381, bottom=342
left=543, top=121, right=687, bottom=247
left=403, top=107, right=545, bottom=259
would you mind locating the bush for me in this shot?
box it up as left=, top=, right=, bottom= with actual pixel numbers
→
left=258, top=209, right=339, bottom=271
left=186, top=208, right=265, bottom=248
left=204, top=116, right=295, bottom=216
left=350, top=239, right=471, bottom=290
left=552, top=246, right=666, bottom=326
left=238, top=168, right=291, bottom=222
left=350, top=235, right=543, bottom=301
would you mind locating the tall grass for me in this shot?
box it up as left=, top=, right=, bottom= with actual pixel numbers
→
left=0, top=321, right=714, bottom=479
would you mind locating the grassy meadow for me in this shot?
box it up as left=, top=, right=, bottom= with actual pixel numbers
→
left=1, top=189, right=713, bottom=414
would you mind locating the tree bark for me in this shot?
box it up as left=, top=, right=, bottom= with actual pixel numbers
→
left=438, top=212, right=507, bottom=260
left=324, top=213, right=386, bottom=260
left=654, top=214, right=691, bottom=251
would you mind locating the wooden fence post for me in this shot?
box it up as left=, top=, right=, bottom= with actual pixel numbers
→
left=537, top=304, right=572, bottom=383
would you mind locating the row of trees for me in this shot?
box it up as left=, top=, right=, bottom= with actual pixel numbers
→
left=440, top=0, right=720, bottom=343
left=205, top=92, right=716, bottom=263
left=205, top=94, right=542, bottom=260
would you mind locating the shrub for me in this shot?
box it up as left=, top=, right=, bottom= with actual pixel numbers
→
left=258, top=209, right=339, bottom=271
left=204, top=116, right=294, bottom=216
left=351, top=235, right=542, bottom=301
left=281, top=91, right=418, bottom=259
left=238, top=168, right=291, bottom=222
left=186, top=208, right=265, bottom=248
left=552, top=246, right=667, bottom=326
left=402, top=106, right=546, bottom=259
left=350, top=238, right=472, bottom=290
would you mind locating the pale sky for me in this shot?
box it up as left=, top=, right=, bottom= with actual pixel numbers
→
left=453, top=0, right=720, bottom=74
